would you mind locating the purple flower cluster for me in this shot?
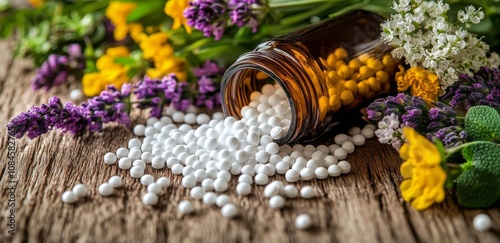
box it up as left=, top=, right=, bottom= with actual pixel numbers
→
left=366, top=93, right=458, bottom=134
left=32, top=44, right=85, bottom=91
left=443, top=66, right=500, bottom=112
left=134, top=75, right=177, bottom=118
left=7, top=85, right=131, bottom=139
left=193, top=60, right=223, bottom=109
left=427, top=126, right=467, bottom=148
left=184, top=0, right=261, bottom=40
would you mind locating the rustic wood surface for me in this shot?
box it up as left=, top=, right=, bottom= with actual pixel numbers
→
left=0, top=38, right=499, bottom=243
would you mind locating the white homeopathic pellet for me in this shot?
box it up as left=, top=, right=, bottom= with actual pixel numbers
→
left=284, top=185, right=298, bottom=198
left=190, top=186, right=206, bottom=199
left=178, top=200, right=195, bottom=215
left=147, top=183, right=162, bottom=194
left=328, top=164, right=342, bottom=177
left=341, top=141, right=355, bottom=154
left=334, top=133, right=350, bottom=145
left=98, top=183, right=114, bottom=196
left=69, top=89, right=83, bottom=101
left=300, top=186, right=315, bottom=199
left=142, top=192, right=159, bottom=206
left=338, top=160, right=351, bottom=174
left=314, top=167, right=329, bottom=179
left=202, top=192, right=217, bottom=206
left=62, top=191, right=78, bottom=204
left=72, top=184, right=88, bottom=198
left=108, top=176, right=122, bottom=188
left=140, top=174, right=155, bottom=186
left=103, top=152, right=117, bottom=165
left=133, top=124, right=146, bottom=136
left=352, top=134, right=366, bottom=146
left=116, top=147, right=129, bottom=158
left=285, top=169, right=299, bottom=183
left=156, top=177, right=171, bottom=188
left=254, top=173, right=269, bottom=185
left=361, top=126, right=375, bottom=139
left=221, top=203, right=239, bottom=218
left=333, top=148, right=347, bottom=160
left=215, top=194, right=232, bottom=207
left=473, top=214, right=492, bottom=231
left=300, top=168, right=314, bottom=181
left=130, top=166, right=145, bottom=178
left=118, top=157, right=132, bottom=170
left=295, top=214, right=313, bottom=230
left=236, top=182, right=252, bottom=196
left=172, top=111, right=185, bottom=123
left=269, top=195, right=286, bottom=209
left=182, top=175, right=197, bottom=188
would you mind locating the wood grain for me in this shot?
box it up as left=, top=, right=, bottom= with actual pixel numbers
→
left=0, top=39, right=499, bottom=243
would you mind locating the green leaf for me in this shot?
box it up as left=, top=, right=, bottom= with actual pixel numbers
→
left=455, top=169, right=500, bottom=208
left=114, top=57, right=136, bottom=66
left=462, top=141, right=500, bottom=177
left=465, top=105, right=500, bottom=141
left=126, top=1, right=165, bottom=23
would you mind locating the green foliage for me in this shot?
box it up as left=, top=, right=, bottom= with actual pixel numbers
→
left=455, top=169, right=500, bottom=208
left=462, top=141, right=500, bottom=177
left=465, top=105, right=500, bottom=142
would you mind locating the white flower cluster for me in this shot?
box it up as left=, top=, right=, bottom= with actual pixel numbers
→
left=374, top=114, right=404, bottom=151
left=380, top=0, right=500, bottom=89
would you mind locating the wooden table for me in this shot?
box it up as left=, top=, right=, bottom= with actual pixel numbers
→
left=0, top=39, right=498, bottom=243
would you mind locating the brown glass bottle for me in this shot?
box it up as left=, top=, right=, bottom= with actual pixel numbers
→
left=221, top=11, right=398, bottom=144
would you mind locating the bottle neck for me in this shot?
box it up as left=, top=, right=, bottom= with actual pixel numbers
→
left=221, top=41, right=328, bottom=144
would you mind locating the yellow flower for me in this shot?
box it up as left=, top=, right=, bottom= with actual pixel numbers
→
left=105, top=2, right=146, bottom=42
left=165, top=0, right=192, bottom=34
left=139, top=32, right=187, bottom=80
left=82, top=46, right=131, bottom=97
left=28, top=0, right=44, bottom=8
left=396, top=66, right=440, bottom=103
left=399, top=127, right=446, bottom=210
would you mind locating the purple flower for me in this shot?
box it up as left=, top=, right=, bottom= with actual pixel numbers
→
left=427, top=126, right=467, bottom=148
left=443, top=66, right=500, bottom=112
left=184, top=0, right=227, bottom=40
left=366, top=93, right=458, bottom=138
left=32, top=44, right=85, bottom=91
left=134, top=75, right=179, bottom=118
left=228, top=0, right=259, bottom=32
left=83, top=85, right=131, bottom=131
left=171, top=82, right=192, bottom=111
left=193, top=60, right=223, bottom=77
left=7, top=97, right=90, bottom=139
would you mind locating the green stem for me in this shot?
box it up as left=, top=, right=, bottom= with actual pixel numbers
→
left=328, top=0, right=370, bottom=18
left=279, top=1, right=340, bottom=26
left=444, top=141, right=486, bottom=160
left=268, top=0, right=335, bottom=9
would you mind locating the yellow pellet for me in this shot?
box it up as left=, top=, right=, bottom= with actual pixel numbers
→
left=336, top=81, right=346, bottom=93
left=328, top=87, right=339, bottom=97
left=344, top=80, right=358, bottom=94
left=328, top=71, right=341, bottom=83
left=348, top=59, right=362, bottom=70
left=357, top=81, right=369, bottom=96
left=338, top=65, right=354, bottom=79
left=334, top=60, right=346, bottom=70
left=340, top=90, right=354, bottom=106
left=319, top=96, right=330, bottom=118
left=366, top=58, right=384, bottom=72
left=382, top=54, right=396, bottom=68
left=256, top=71, right=268, bottom=80
left=358, top=66, right=375, bottom=80
left=327, top=54, right=338, bottom=67
left=329, top=95, right=341, bottom=111
left=375, top=71, right=389, bottom=84
left=334, top=47, right=348, bottom=60
left=367, top=77, right=381, bottom=92
left=350, top=72, right=360, bottom=81
left=358, top=53, right=371, bottom=64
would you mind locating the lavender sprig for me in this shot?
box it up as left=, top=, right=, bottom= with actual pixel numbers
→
left=427, top=126, right=468, bottom=148
left=443, top=66, right=500, bottom=112
left=7, top=85, right=131, bottom=139
left=32, top=44, right=85, bottom=91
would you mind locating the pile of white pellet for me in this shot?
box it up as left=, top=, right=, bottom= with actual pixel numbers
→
left=63, top=83, right=377, bottom=230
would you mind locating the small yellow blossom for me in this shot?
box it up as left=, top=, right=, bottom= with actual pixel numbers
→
left=28, top=0, right=44, bottom=8
left=396, top=66, right=440, bottom=103
left=399, top=127, right=446, bottom=210
left=82, top=46, right=131, bottom=97
left=105, top=2, right=146, bottom=42
left=165, top=0, right=192, bottom=34
left=139, top=32, right=186, bottom=80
